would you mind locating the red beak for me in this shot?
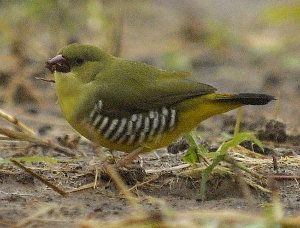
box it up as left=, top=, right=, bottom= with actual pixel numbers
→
left=46, top=54, right=70, bottom=73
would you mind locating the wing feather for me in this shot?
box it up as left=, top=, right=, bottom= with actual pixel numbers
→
left=95, top=58, right=216, bottom=113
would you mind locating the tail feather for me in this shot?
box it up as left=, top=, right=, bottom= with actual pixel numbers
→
left=216, top=93, right=275, bottom=105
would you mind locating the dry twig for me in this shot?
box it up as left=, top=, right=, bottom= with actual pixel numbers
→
left=270, top=175, right=300, bottom=180
left=129, top=174, right=161, bottom=191
left=67, top=182, right=95, bottom=193
left=116, top=147, right=143, bottom=167
left=34, top=77, right=55, bottom=83
left=105, top=164, right=138, bottom=206
left=146, top=164, right=190, bottom=174
left=0, top=109, right=75, bottom=157
left=11, top=159, right=69, bottom=197
left=0, top=109, right=35, bottom=135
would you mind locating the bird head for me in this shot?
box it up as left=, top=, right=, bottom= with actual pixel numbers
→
left=46, top=43, right=111, bottom=83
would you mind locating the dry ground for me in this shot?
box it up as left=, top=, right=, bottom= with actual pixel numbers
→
left=0, top=0, right=299, bottom=227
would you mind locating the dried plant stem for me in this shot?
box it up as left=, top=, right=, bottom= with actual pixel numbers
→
left=270, top=175, right=300, bottom=180
left=116, top=147, right=143, bottom=167
left=0, top=109, right=75, bottom=157
left=105, top=164, right=138, bottom=206
left=146, top=164, right=190, bottom=174
left=67, top=183, right=95, bottom=193
left=94, top=168, right=99, bottom=189
left=0, top=127, right=75, bottom=157
left=129, top=174, right=161, bottom=191
left=34, top=77, right=55, bottom=83
left=11, top=159, right=69, bottom=197
left=224, top=155, right=264, bottom=179
left=0, top=109, right=35, bottom=136
left=235, top=145, right=266, bottom=159
left=180, top=165, right=233, bottom=178
left=0, top=136, right=18, bottom=140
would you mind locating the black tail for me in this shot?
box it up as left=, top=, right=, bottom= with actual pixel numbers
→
left=219, top=93, right=275, bottom=105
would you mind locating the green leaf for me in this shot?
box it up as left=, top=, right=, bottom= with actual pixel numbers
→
left=183, top=146, right=200, bottom=164
left=217, top=132, right=263, bottom=155
left=0, top=156, right=59, bottom=165
left=198, top=143, right=209, bottom=155
left=199, top=153, right=226, bottom=200
left=199, top=131, right=264, bottom=200
left=15, top=155, right=59, bottom=164
left=183, top=133, right=209, bottom=164
left=0, top=157, right=9, bottom=165
left=182, top=130, right=264, bottom=199
left=233, top=108, right=243, bottom=137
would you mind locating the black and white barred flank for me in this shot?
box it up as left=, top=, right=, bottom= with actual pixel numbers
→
left=87, top=100, right=178, bottom=145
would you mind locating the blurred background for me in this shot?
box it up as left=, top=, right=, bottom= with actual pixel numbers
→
left=0, top=0, right=299, bottom=134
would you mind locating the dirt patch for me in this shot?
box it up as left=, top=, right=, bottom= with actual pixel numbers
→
left=0, top=127, right=299, bottom=227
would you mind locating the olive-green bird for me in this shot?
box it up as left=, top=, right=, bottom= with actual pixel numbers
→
left=46, top=43, right=274, bottom=157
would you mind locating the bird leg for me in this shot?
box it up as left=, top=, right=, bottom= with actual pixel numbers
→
left=116, top=147, right=143, bottom=168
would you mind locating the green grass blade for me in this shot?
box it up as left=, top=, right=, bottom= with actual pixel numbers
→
left=217, top=132, right=264, bottom=155
left=183, top=133, right=209, bottom=164
left=200, top=154, right=226, bottom=200
left=0, top=155, right=60, bottom=165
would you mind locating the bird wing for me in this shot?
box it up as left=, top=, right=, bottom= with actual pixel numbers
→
left=94, top=58, right=216, bottom=114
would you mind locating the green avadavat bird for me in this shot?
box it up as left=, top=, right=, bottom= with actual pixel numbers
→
left=46, top=43, right=274, bottom=158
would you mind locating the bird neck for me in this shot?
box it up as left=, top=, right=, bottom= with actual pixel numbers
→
left=54, top=72, right=83, bottom=123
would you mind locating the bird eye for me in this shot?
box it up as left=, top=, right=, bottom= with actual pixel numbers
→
left=75, top=58, right=84, bottom=65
